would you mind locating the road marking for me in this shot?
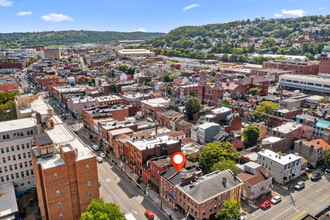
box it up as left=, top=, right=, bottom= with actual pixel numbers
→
left=320, top=194, right=330, bottom=202
left=132, top=210, right=137, bottom=214
left=292, top=211, right=306, bottom=220
left=270, top=206, right=295, bottom=220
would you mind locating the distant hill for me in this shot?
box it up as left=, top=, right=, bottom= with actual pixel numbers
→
left=145, top=15, right=330, bottom=62
left=0, top=30, right=166, bottom=47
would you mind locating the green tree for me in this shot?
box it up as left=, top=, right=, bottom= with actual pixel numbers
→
left=220, top=99, right=231, bottom=107
left=185, top=97, right=201, bottom=120
left=215, top=199, right=241, bottom=220
left=117, top=64, right=128, bottom=72
left=87, top=78, right=95, bottom=86
left=208, top=77, right=216, bottom=83
left=81, top=199, right=124, bottom=220
left=163, top=73, right=171, bottom=82
left=199, top=141, right=239, bottom=174
left=109, top=82, right=117, bottom=93
left=324, top=149, right=330, bottom=166
left=248, top=88, right=261, bottom=95
left=253, top=101, right=278, bottom=123
left=126, top=67, right=135, bottom=76
left=318, top=97, right=328, bottom=104
left=211, top=159, right=239, bottom=174
left=242, top=124, right=260, bottom=148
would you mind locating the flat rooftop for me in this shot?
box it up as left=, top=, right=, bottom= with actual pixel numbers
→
left=0, top=182, right=18, bottom=218
left=315, top=119, right=330, bottom=129
left=128, top=134, right=179, bottom=151
left=141, top=98, right=169, bottom=107
left=0, top=117, right=36, bottom=133
left=272, top=122, right=302, bottom=134
left=258, top=149, right=301, bottom=165
left=280, top=74, right=330, bottom=83
left=45, top=116, right=92, bottom=158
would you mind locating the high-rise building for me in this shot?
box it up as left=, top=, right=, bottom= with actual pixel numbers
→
left=31, top=116, right=99, bottom=220
left=44, top=48, right=61, bottom=60
left=0, top=118, right=38, bottom=193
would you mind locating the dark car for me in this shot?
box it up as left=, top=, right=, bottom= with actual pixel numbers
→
left=311, top=173, right=322, bottom=181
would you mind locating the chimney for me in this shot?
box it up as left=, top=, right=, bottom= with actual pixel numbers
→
left=280, top=88, right=283, bottom=101
left=222, top=177, right=227, bottom=184
left=36, top=112, right=42, bottom=124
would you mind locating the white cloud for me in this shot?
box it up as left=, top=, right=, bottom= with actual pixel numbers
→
left=41, top=13, right=74, bottom=22
left=0, top=0, right=12, bottom=7
left=134, top=28, right=146, bottom=32
left=183, top=4, right=201, bottom=12
left=319, top=7, right=325, bottom=10
left=274, top=13, right=283, bottom=18
left=282, top=9, right=306, bottom=17
left=17, top=11, right=32, bottom=16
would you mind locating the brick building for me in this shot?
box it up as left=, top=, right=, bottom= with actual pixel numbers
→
left=272, top=122, right=303, bottom=152
left=0, top=78, right=19, bottom=92
left=250, top=68, right=293, bottom=83
left=125, top=134, right=181, bottom=176
left=160, top=169, right=243, bottom=220
left=263, top=60, right=319, bottom=75
left=141, top=98, right=170, bottom=118
left=31, top=117, right=99, bottom=220
left=319, top=46, right=330, bottom=75
left=155, top=110, right=185, bottom=129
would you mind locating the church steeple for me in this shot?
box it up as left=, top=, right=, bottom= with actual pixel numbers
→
left=215, top=72, right=223, bottom=89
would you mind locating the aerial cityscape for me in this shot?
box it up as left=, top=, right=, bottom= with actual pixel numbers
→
left=0, top=0, right=330, bottom=220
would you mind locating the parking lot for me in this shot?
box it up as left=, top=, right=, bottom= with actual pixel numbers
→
left=246, top=170, right=330, bottom=220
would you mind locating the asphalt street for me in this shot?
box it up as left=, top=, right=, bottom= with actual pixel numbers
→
left=248, top=174, right=330, bottom=220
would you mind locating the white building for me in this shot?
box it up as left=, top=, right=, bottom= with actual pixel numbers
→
left=117, top=49, right=155, bottom=58
left=279, top=74, right=330, bottom=95
left=257, top=149, right=303, bottom=184
left=0, top=118, right=38, bottom=192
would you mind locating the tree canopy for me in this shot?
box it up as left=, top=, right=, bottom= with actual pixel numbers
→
left=324, top=149, right=330, bottom=166
left=199, top=141, right=239, bottom=174
left=117, top=64, right=128, bottom=72
left=185, top=97, right=201, bottom=120
left=81, top=199, right=124, bottom=220
left=0, top=91, right=18, bottom=122
left=242, top=124, right=260, bottom=148
left=211, top=159, right=239, bottom=174
left=248, top=88, right=261, bottom=95
left=215, top=199, right=241, bottom=220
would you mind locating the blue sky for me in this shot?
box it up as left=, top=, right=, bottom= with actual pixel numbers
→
left=0, top=0, right=329, bottom=33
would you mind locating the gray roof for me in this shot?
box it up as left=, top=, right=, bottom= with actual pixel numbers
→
left=34, top=133, right=53, bottom=146
left=179, top=170, right=242, bottom=203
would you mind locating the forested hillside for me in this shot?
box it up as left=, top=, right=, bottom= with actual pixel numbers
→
left=0, top=30, right=165, bottom=47
left=146, top=15, right=330, bottom=61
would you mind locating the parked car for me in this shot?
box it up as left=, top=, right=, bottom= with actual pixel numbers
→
left=325, top=168, right=330, bottom=175
left=260, top=200, right=271, bottom=209
left=144, top=210, right=154, bottom=219
left=294, top=181, right=305, bottom=190
left=271, top=196, right=281, bottom=204
left=96, top=157, right=103, bottom=163
left=100, top=152, right=106, bottom=158
left=311, top=173, right=322, bottom=181
left=92, top=144, right=100, bottom=151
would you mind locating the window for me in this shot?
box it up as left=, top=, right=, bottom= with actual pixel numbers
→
left=13, top=155, right=16, bottom=161
left=6, top=175, right=9, bottom=181
left=86, top=164, right=90, bottom=170
left=16, top=146, right=20, bottom=151
left=11, top=146, right=14, bottom=152
left=59, top=214, right=63, bottom=219
left=0, top=148, right=3, bottom=153
left=58, top=202, right=61, bottom=208
left=16, top=173, right=19, bottom=178
left=21, top=183, right=24, bottom=186
left=7, top=156, right=11, bottom=161
left=9, top=165, right=12, bottom=171
left=23, top=153, right=26, bottom=159
left=30, top=169, right=34, bottom=175
left=56, top=190, right=60, bottom=196
left=2, top=158, right=6, bottom=163
left=29, top=161, right=32, bottom=166
left=22, top=144, right=25, bottom=150
left=26, top=170, right=29, bottom=176
left=4, top=167, right=7, bottom=172
left=18, top=154, right=21, bottom=160
left=19, top=163, right=23, bottom=168
left=54, top=173, right=58, bottom=179
left=87, top=181, right=91, bottom=187
left=0, top=177, right=4, bottom=182
left=11, top=174, right=14, bottom=180
left=88, top=192, right=92, bottom=198
left=0, top=168, right=2, bottom=173
left=25, top=162, right=28, bottom=167
left=21, top=171, right=24, bottom=177
left=203, top=211, right=206, bottom=216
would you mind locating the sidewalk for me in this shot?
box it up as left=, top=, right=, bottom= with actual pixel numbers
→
left=107, top=153, right=185, bottom=220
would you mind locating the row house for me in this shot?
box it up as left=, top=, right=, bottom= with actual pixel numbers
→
left=125, top=134, right=181, bottom=176
left=155, top=110, right=185, bottom=130
left=271, top=122, right=302, bottom=152
left=160, top=169, right=243, bottom=220
left=141, top=98, right=170, bottom=119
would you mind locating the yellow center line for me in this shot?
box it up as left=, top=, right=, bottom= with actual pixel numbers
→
left=292, top=211, right=306, bottom=220
left=320, top=194, right=330, bottom=202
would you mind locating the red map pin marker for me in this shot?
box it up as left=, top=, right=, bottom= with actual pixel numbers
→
left=170, top=152, right=186, bottom=171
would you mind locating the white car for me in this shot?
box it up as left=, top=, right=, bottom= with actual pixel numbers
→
left=271, top=195, right=281, bottom=204
left=96, top=157, right=103, bottom=163
left=100, top=152, right=106, bottom=158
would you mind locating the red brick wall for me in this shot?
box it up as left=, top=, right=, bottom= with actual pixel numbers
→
left=0, top=83, right=18, bottom=91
